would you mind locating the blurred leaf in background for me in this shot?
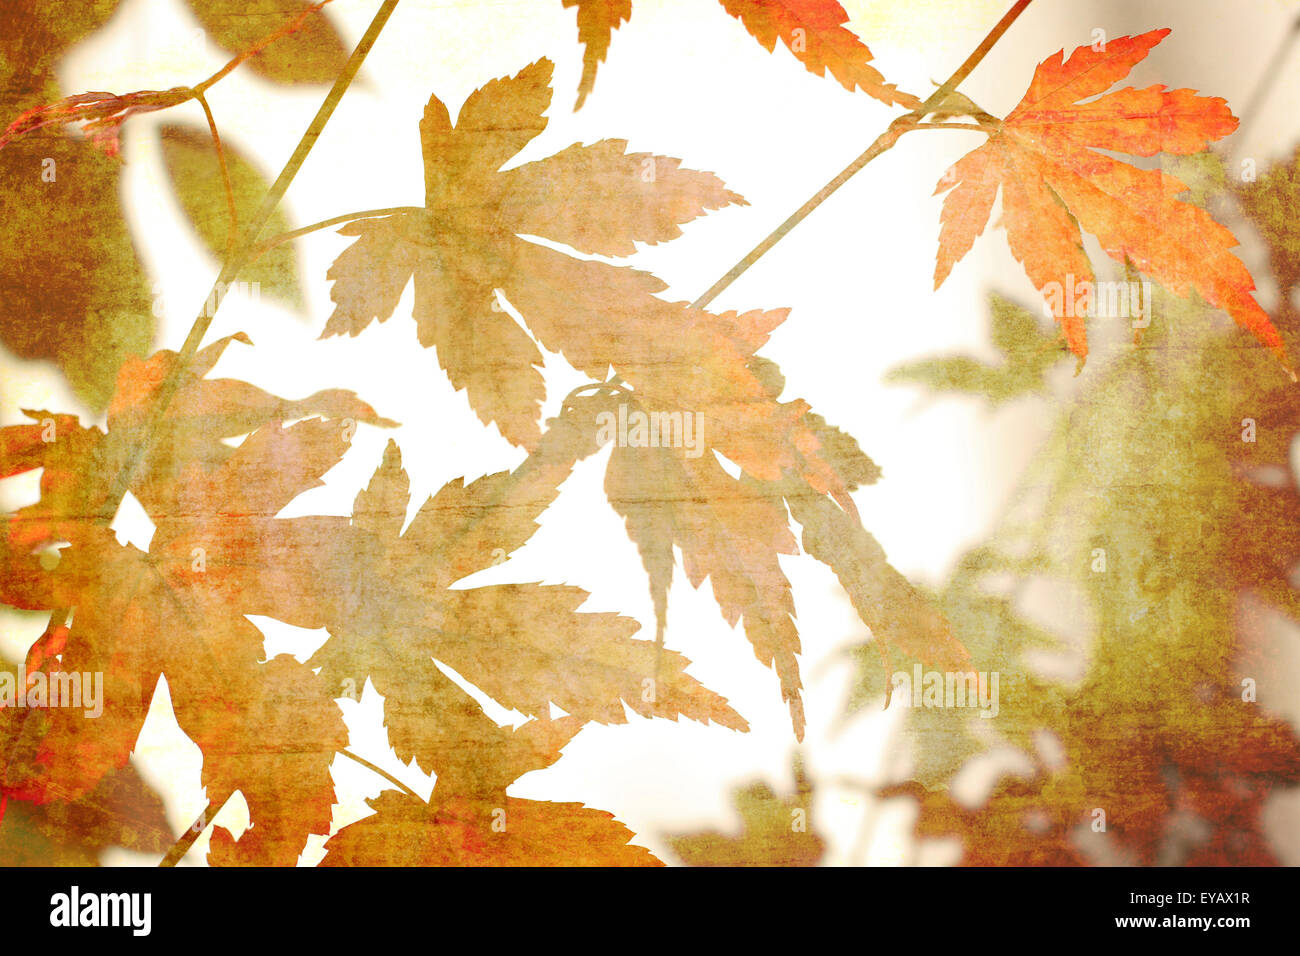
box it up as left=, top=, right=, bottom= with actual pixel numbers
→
left=160, top=123, right=305, bottom=312
left=0, top=62, right=154, bottom=411
left=886, top=293, right=1067, bottom=406
left=185, top=0, right=350, bottom=86
left=664, top=755, right=825, bottom=866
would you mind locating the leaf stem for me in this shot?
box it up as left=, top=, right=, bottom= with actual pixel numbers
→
left=158, top=797, right=223, bottom=867
left=691, top=0, right=1033, bottom=310
left=194, top=90, right=238, bottom=260
left=249, top=206, right=424, bottom=263
left=155, top=749, right=420, bottom=866
left=339, top=749, right=421, bottom=799
left=910, top=120, right=999, bottom=133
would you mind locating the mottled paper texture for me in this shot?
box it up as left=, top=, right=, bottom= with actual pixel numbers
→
left=2, top=1, right=1298, bottom=867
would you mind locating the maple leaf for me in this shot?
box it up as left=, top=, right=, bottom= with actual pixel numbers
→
left=323, top=61, right=861, bottom=572
left=313, top=434, right=748, bottom=743
left=185, top=0, right=348, bottom=87
left=782, top=471, right=968, bottom=684
left=2, top=419, right=354, bottom=863
left=322, top=790, right=663, bottom=866
left=142, top=418, right=366, bottom=864
left=1, top=333, right=391, bottom=591
left=718, top=0, right=920, bottom=107
left=323, top=58, right=760, bottom=451
left=322, top=60, right=851, bottom=527
left=560, top=0, right=919, bottom=110
left=933, top=29, right=1287, bottom=370
left=0, top=81, right=154, bottom=409
left=1, top=340, right=391, bottom=864
left=562, top=0, right=631, bottom=110
left=603, top=349, right=966, bottom=740
left=606, top=441, right=805, bottom=736
left=595, top=358, right=871, bottom=743
left=306, top=419, right=731, bottom=867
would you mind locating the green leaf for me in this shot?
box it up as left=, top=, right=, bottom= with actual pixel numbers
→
left=0, top=71, right=153, bottom=410
left=159, top=123, right=304, bottom=312
left=664, top=756, right=824, bottom=866
left=886, top=293, right=1066, bottom=405
left=186, top=0, right=350, bottom=86
left=1164, top=150, right=1229, bottom=212
left=1235, top=147, right=1300, bottom=294
left=0, top=2, right=123, bottom=70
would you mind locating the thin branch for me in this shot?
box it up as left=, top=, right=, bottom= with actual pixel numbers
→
left=34, top=0, right=403, bottom=804
left=339, top=749, right=421, bottom=799
left=159, top=796, right=224, bottom=867
left=249, top=206, right=423, bottom=263
left=97, top=0, right=401, bottom=525
left=0, top=2, right=340, bottom=156
left=925, top=0, right=1034, bottom=109
left=194, top=90, right=238, bottom=260
left=592, top=39, right=1022, bottom=683
left=156, top=748, right=420, bottom=866
left=691, top=0, right=1033, bottom=310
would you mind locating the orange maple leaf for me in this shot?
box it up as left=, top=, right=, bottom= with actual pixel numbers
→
left=606, top=441, right=805, bottom=736
left=0, top=338, right=390, bottom=863
left=561, top=0, right=919, bottom=109
left=718, top=0, right=920, bottom=106
left=322, top=791, right=663, bottom=866
left=323, top=58, right=849, bottom=511
left=934, top=28, right=1288, bottom=372
left=562, top=0, right=632, bottom=110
